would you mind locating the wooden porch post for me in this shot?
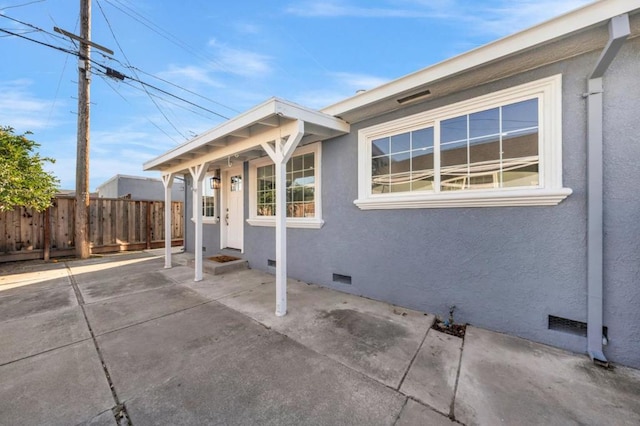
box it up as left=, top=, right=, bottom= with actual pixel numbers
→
left=261, top=120, right=305, bottom=316
left=189, top=163, right=209, bottom=281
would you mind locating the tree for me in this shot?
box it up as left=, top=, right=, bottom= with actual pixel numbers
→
left=0, top=126, right=59, bottom=212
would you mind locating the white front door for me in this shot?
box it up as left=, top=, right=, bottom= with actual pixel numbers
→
left=223, top=166, right=244, bottom=250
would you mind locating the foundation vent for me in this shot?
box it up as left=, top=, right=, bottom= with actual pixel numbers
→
left=333, top=273, right=352, bottom=285
left=548, top=315, right=608, bottom=338
left=267, top=259, right=276, bottom=267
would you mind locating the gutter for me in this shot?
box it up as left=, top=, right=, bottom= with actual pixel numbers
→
left=585, top=14, right=630, bottom=365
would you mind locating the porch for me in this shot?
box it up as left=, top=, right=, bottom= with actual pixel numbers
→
left=144, top=97, right=350, bottom=317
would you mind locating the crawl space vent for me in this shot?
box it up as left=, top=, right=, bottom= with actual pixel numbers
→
left=548, top=315, right=608, bottom=338
left=267, top=259, right=276, bottom=267
left=333, top=273, right=352, bottom=285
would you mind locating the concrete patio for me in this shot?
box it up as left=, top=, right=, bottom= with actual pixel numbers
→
left=0, top=250, right=639, bottom=425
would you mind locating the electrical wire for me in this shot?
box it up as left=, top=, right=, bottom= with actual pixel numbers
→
left=98, top=73, right=181, bottom=144
left=102, top=0, right=229, bottom=73
left=96, top=0, right=187, bottom=140
left=0, top=0, right=45, bottom=11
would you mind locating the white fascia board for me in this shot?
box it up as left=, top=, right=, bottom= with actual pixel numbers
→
left=144, top=98, right=280, bottom=171
left=144, top=98, right=349, bottom=172
left=322, top=0, right=640, bottom=118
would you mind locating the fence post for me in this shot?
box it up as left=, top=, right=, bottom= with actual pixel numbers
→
left=43, top=205, right=51, bottom=261
left=146, top=201, right=152, bottom=250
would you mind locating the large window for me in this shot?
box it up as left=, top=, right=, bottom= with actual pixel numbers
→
left=248, top=143, right=323, bottom=228
left=356, top=75, right=571, bottom=209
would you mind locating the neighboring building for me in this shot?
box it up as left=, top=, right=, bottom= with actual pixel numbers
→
left=56, top=189, right=98, bottom=198
left=144, top=1, right=640, bottom=369
left=96, top=174, right=184, bottom=201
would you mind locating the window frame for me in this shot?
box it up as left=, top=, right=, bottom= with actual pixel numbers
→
left=355, top=74, right=571, bottom=209
left=247, top=142, right=324, bottom=229
left=191, top=173, right=219, bottom=224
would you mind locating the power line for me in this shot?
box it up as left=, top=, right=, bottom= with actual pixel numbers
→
left=0, top=13, right=73, bottom=45
left=102, top=0, right=229, bottom=73
left=95, top=0, right=186, bottom=140
left=98, top=73, right=181, bottom=144
left=125, top=65, right=240, bottom=115
left=2, top=17, right=230, bottom=137
left=0, top=0, right=45, bottom=11
left=0, top=27, right=76, bottom=55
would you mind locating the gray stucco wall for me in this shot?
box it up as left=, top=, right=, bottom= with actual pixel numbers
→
left=185, top=38, right=640, bottom=369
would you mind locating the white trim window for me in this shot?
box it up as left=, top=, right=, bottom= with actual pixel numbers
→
left=248, top=143, right=323, bottom=228
left=356, top=74, right=571, bottom=209
left=193, top=174, right=218, bottom=224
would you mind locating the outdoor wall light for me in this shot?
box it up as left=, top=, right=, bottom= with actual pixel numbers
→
left=210, top=176, right=221, bottom=190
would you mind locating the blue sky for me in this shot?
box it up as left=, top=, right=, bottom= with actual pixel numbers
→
left=0, top=0, right=590, bottom=190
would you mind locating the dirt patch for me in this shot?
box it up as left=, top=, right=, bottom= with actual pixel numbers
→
left=207, top=255, right=241, bottom=263
left=432, top=320, right=467, bottom=338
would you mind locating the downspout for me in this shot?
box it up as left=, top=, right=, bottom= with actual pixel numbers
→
left=586, top=14, right=629, bottom=364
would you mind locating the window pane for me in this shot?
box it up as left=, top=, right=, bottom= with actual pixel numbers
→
left=230, top=175, right=242, bottom=192
left=441, top=115, right=467, bottom=144
left=503, top=99, right=538, bottom=133
left=304, top=187, right=314, bottom=202
left=303, top=153, right=314, bottom=171
left=372, top=156, right=390, bottom=177
left=502, top=99, right=539, bottom=188
left=372, top=137, right=390, bottom=156
left=256, top=152, right=316, bottom=217
left=411, top=149, right=434, bottom=191
left=202, top=196, right=215, bottom=217
left=412, top=127, right=433, bottom=150
left=390, top=132, right=411, bottom=153
left=468, top=108, right=500, bottom=190
left=372, top=175, right=389, bottom=194
left=441, top=116, right=467, bottom=191
left=390, top=152, right=411, bottom=174
left=469, top=107, right=499, bottom=139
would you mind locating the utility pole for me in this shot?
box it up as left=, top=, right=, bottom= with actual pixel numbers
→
left=55, top=1, right=112, bottom=259
left=75, top=0, right=91, bottom=259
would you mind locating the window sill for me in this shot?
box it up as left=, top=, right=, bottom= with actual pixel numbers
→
left=190, top=217, right=219, bottom=224
left=246, top=217, right=325, bottom=229
left=354, top=187, right=572, bottom=209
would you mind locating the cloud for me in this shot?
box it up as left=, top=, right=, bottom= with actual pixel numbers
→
left=285, top=0, right=591, bottom=35
left=285, top=1, right=445, bottom=18
left=294, top=71, right=389, bottom=109
left=467, top=0, right=591, bottom=36
left=158, top=65, right=225, bottom=88
left=330, top=72, right=389, bottom=91
left=213, top=47, right=273, bottom=77
left=232, top=22, right=261, bottom=35
left=0, top=79, right=66, bottom=131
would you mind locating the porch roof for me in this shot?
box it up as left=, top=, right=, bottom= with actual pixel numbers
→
left=143, top=97, right=350, bottom=175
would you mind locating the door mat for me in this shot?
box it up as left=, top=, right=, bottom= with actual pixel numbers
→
left=207, top=255, right=241, bottom=263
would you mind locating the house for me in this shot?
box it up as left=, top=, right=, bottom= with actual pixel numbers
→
left=144, top=0, right=640, bottom=369
left=96, top=174, right=184, bottom=201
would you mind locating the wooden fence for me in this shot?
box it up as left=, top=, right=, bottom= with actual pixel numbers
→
left=0, top=197, right=183, bottom=263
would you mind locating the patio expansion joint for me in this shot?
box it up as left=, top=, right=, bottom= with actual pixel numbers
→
left=448, top=332, right=466, bottom=422
left=0, top=335, right=94, bottom=368
left=91, top=298, right=218, bottom=338
left=64, top=262, right=132, bottom=426
left=396, top=321, right=432, bottom=392
left=392, top=397, right=410, bottom=426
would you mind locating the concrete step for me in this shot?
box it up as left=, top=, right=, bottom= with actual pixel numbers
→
left=189, top=255, right=248, bottom=275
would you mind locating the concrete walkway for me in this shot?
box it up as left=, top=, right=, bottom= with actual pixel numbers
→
left=0, top=251, right=638, bottom=425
